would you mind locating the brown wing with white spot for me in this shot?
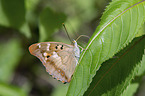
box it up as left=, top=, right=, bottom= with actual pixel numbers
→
left=29, top=42, right=78, bottom=83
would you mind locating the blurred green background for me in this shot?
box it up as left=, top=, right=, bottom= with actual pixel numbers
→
left=1, top=0, right=137, bottom=95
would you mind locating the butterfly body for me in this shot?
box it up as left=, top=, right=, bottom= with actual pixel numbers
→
left=29, top=40, right=80, bottom=83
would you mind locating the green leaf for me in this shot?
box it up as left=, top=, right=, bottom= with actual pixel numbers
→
left=0, top=83, right=27, bottom=96
left=25, top=0, right=40, bottom=27
left=67, top=0, right=145, bottom=96
left=136, top=23, right=145, bottom=37
left=122, top=83, right=139, bottom=96
left=127, top=53, right=145, bottom=95
left=137, top=53, right=145, bottom=76
left=0, top=39, right=22, bottom=82
left=84, top=36, right=145, bottom=96
left=122, top=46, right=145, bottom=96
left=51, top=83, right=69, bottom=96
left=0, top=0, right=31, bottom=38
left=25, top=0, right=40, bottom=10
left=39, top=7, right=66, bottom=42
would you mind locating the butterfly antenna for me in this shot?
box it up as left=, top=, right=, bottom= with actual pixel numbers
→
left=62, top=23, right=72, bottom=43
left=75, top=35, right=90, bottom=42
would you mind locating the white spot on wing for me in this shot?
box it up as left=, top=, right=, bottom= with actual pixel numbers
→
left=46, top=43, right=50, bottom=51
left=52, top=52, right=59, bottom=58
left=45, top=57, right=47, bottom=61
left=43, top=52, right=47, bottom=56
left=38, top=44, right=41, bottom=48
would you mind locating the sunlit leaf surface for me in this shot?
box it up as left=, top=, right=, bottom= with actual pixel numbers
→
left=67, top=0, right=145, bottom=95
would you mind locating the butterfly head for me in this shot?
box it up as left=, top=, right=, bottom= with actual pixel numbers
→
left=72, top=39, right=77, bottom=46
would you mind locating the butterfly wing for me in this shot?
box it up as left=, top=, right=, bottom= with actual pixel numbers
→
left=29, top=42, right=78, bottom=83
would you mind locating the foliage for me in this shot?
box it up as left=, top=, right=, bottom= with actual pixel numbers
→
left=0, top=0, right=145, bottom=96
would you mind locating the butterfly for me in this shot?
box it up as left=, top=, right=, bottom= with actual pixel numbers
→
left=29, top=40, right=80, bottom=83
